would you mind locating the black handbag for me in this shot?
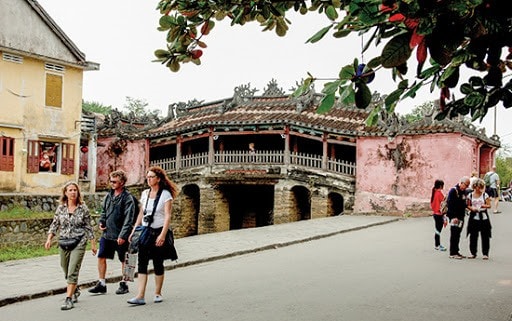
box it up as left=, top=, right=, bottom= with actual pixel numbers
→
left=58, top=236, right=81, bottom=251
left=129, top=189, right=162, bottom=253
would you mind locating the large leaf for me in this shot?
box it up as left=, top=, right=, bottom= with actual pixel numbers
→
left=318, top=93, right=336, bottom=114
left=354, top=82, right=372, bottom=109
left=306, top=25, right=333, bottom=44
left=381, top=33, right=412, bottom=68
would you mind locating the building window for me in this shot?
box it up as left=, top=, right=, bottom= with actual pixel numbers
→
left=27, top=140, right=74, bottom=174
left=45, top=73, right=63, bottom=107
left=0, top=137, right=14, bottom=172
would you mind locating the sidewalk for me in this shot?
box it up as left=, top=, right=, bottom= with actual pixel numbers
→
left=0, top=215, right=399, bottom=307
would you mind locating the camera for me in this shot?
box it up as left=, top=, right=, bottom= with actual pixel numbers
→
left=143, top=215, right=153, bottom=224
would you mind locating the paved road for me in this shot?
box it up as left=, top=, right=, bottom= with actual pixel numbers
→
left=2, top=203, right=512, bottom=320
left=0, top=214, right=398, bottom=307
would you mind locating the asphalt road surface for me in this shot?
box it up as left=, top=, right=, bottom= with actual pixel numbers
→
left=2, top=203, right=512, bottom=321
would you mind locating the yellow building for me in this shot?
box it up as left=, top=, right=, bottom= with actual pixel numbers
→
left=0, top=0, right=98, bottom=193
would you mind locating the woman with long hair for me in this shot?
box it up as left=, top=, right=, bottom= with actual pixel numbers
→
left=45, top=182, right=97, bottom=310
left=466, top=178, right=492, bottom=260
left=430, top=179, right=447, bottom=251
left=128, top=166, right=179, bottom=305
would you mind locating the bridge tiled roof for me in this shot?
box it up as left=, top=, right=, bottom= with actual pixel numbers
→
left=95, top=83, right=500, bottom=147
left=146, top=94, right=370, bottom=138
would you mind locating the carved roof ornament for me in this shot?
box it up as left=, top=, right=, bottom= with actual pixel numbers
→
left=218, top=83, right=258, bottom=114
left=293, top=84, right=316, bottom=112
left=262, top=79, right=285, bottom=97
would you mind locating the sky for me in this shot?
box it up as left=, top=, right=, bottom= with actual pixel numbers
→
left=37, top=0, right=512, bottom=148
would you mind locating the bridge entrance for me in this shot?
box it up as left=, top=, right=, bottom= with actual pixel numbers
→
left=220, top=184, right=275, bottom=230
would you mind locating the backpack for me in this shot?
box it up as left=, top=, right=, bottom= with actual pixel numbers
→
left=483, top=172, right=492, bottom=187
left=119, top=191, right=140, bottom=225
left=440, top=195, right=448, bottom=215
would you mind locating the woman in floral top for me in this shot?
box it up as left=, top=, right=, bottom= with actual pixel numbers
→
left=45, top=182, right=97, bottom=310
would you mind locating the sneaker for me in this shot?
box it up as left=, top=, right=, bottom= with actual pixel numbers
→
left=116, top=282, right=129, bottom=295
left=127, top=297, right=146, bottom=305
left=435, top=245, right=447, bottom=251
left=61, top=297, right=74, bottom=310
left=88, top=281, right=107, bottom=294
left=73, top=286, right=81, bottom=303
left=154, top=295, right=163, bottom=303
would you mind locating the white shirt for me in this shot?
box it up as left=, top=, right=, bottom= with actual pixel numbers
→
left=140, top=189, right=172, bottom=228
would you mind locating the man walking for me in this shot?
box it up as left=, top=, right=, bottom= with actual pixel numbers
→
left=89, top=170, right=136, bottom=295
left=447, top=176, right=470, bottom=259
left=485, top=166, right=501, bottom=213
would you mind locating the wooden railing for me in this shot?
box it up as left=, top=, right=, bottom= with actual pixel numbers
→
left=150, top=150, right=356, bottom=176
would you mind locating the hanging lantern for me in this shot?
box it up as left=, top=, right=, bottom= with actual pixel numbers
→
left=81, top=146, right=88, bottom=153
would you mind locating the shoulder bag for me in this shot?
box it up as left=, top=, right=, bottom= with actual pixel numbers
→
left=129, top=189, right=162, bottom=253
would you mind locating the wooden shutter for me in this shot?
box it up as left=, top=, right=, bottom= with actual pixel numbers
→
left=0, top=137, right=14, bottom=171
left=27, top=140, right=39, bottom=173
left=45, top=73, right=62, bottom=107
left=61, top=143, right=75, bottom=175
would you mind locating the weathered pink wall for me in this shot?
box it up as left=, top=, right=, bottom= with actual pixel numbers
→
left=354, top=133, right=478, bottom=215
left=96, top=137, right=147, bottom=189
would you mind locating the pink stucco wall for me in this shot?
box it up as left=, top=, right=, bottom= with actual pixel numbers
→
left=96, top=137, right=147, bottom=189
left=354, top=133, right=478, bottom=215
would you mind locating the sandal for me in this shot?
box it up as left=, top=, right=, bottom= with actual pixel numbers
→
left=468, top=255, right=477, bottom=259
left=483, top=255, right=489, bottom=260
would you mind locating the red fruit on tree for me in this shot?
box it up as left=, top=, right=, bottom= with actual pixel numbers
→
left=190, top=49, right=203, bottom=59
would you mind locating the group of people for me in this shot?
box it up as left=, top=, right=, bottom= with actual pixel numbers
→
left=45, top=166, right=179, bottom=311
left=430, top=168, right=499, bottom=261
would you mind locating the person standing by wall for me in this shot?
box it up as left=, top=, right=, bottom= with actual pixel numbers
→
left=466, top=178, right=492, bottom=260
left=127, top=166, right=179, bottom=305
left=447, top=176, right=470, bottom=260
left=485, top=166, right=501, bottom=213
left=430, top=179, right=447, bottom=251
left=45, top=182, right=97, bottom=310
left=89, top=170, right=136, bottom=295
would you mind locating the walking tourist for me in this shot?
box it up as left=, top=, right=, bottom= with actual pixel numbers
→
left=484, top=166, right=501, bottom=213
left=127, top=166, right=179, bottom=305
left=89, top=170, right=137, bottom=295
left=45, top=182, right=97, bottom=310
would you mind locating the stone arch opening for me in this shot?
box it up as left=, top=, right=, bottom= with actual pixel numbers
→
left=291, top=186, right=311, bottom=221
left=327, top=192, right=344, bottom=216
left=221, top=184, right=274, bottom=230
left=179, top=184, right=200, bottom=236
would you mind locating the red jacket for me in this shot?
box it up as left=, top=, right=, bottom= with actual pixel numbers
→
left=430, top=189, right=444, bottom=215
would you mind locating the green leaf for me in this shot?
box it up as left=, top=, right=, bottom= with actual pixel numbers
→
left=306, top=25, right=333, bottom=44
left=323, top=80, right=342, bottom=95
left=159, top=15, right=175, bottom=29
left=339, top=65, right=355, bottom=80
left=318, top=93, right=336, bottom=114
left=464, top=91, right=485, bottom=107
left=338, top=84, right=353, bottom=102
left=325, top=6, right=338, bottom=21
left=366, top=56, right=382, bottom=69
left=460, top=83, right=473, bottom=94
left=381, top=33, right=412, bottom=68
left=154, top=49, right=170, bottom=59
left=385, top=87, right=405, bottom=113
left=333, top=29, right=351, bottom=38
left=365, top=106, right=380, bottom=127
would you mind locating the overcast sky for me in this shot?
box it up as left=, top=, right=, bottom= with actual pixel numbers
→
left=37, top=0, right=512, bottom=148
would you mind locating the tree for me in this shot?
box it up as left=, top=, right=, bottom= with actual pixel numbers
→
left=82, top=100, right=112, bottom=115
left=402, top=100, right=436, bottom=123
left=123, top=96, right=161, bottom=118
left=154, top=0, right=512, bottom=125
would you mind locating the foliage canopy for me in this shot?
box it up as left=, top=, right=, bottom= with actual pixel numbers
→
left=154, top=0, right=512, bottom=125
